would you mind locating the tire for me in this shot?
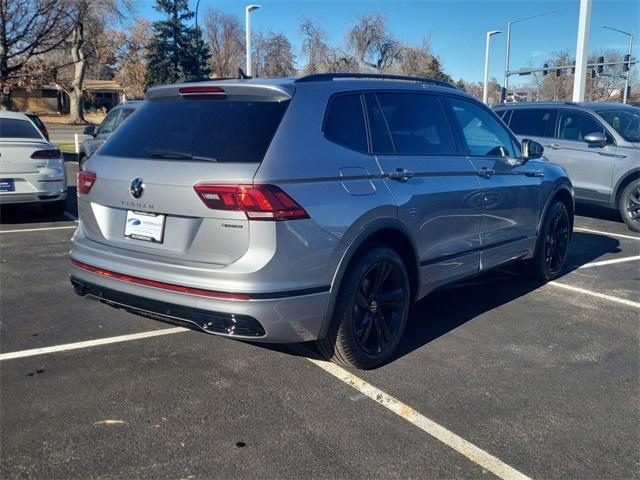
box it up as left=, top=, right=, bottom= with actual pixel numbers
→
left=41, top=199, right=67, bottom=217
left=317, top=246, right=411, bottom=370
left=618, top=179, right=640, bottom=233
left=523, top=200, right=571, bottom=281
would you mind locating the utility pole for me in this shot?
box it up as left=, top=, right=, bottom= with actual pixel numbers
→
left=483, top=30, right=501, bottom=105
left=572, top=0, right=592, bottom=102
left=245, top=5, right=260, bottom=76
left=604, top=26, right=633, bottom=104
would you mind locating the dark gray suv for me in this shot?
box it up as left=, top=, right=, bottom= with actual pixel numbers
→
left=495, top=102, right=640, bottom=231
left=70, top=74, right=573, bottom=369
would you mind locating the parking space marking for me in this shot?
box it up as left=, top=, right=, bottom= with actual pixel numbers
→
left=292, top=346, right=531, bottom=480
left=0, top=225, right=77, bottom=234
left=548, top=281, right=640, bottom=309
left=0, top=327, right=188, bottom=361
left=574, top=227, right=640, bottom=241
left=578, top=255, right=640, bottom=269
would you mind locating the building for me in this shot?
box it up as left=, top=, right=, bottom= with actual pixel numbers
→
left=11, top=80, right=125, bottom=114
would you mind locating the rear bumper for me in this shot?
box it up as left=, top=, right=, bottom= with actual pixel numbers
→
left=69, top=260, right=331, bottom=343
left=0, top=171, right=67, bottom=205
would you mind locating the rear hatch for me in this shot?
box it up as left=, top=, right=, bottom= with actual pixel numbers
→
left=80, top=81, right=293, bottom=266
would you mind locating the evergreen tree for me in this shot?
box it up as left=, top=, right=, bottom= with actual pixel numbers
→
left=146, top=0, right=210, bottom=86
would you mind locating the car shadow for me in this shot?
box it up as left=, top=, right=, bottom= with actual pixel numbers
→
left=575, top=203, right=624, bottom=224
left=278, top=231, right=622, bottom=367
left=0, top=186, right=77, bottom=225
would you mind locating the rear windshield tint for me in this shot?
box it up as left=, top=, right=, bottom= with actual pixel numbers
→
left=100, top=98, right=290, bottom=163
left=0, top=118, right=41, bottom=139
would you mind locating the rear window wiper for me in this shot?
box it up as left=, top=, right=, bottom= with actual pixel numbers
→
left=148, top=149, right=218, bottom=162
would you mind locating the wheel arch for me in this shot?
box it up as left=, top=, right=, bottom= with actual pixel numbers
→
left=538, top=182, right=575, bottom=239
left=318, top=219, right=420, bottom=340
left=613, top=169, right=640, bottom=207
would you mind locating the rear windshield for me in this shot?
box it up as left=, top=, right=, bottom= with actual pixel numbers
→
left=100, top=98, right=290, bottom=163
left=0, top=118, right=41, bottom=139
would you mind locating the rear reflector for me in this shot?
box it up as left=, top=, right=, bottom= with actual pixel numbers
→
left=31, top=149, right=61, bottom=159
left=193, top=184, right=309, bottom=220
left=70, top=259, right=251, bottom=300
left=179, top=86, right=226, bottom=95
left=77, top=170, right=96, bottom=194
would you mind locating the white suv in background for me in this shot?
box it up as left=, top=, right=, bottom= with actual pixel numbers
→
left=0, top=111, right=67, bottom=215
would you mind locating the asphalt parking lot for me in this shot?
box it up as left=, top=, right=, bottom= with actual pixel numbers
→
left=1, top=161, right=639, bottom=479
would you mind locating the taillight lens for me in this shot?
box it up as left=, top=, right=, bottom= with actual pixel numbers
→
left=31, top=149, right=61, bottom=159
left=77, top=170, right=97, bottom=194
left=194, top=184, right=309, bottom=220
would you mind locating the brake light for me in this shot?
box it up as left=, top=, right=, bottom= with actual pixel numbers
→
left=194, top=184, right=309, bottom=220
left=77, top=170, right=97, bottom=194
left=179, top=86, right=226, bottom=95
left=31, top=149, right=61, bottom=159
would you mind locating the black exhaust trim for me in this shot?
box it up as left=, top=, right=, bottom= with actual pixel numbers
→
left=69, top=276, right=266, bottom=337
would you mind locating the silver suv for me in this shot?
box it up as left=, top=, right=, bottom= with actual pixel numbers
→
left=494, top=102, right=640, bottom=232
left=70, top=74, right=573, bottom=369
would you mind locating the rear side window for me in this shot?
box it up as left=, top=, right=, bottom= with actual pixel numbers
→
left=369, top=92, right=456, bottom=156
left=509, top=109, right=555, bottom=137
left=324, top=93, right=368, bottom=152
left=101, top=98, right=290, bottom=163
left=0, top=118, right=41, bottom=139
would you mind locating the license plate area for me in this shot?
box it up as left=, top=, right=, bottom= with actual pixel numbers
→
left=124, top=210, right=165, bottom=243
left=0, top=179, right=15, bottom=192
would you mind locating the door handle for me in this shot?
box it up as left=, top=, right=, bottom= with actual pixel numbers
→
left=524, top=170, right=544, bottom=177
left=388, top=168, right=415, bottom=181
left=546, top=143, right=560, bottom=149
left=477, top=168, right=495, bottom=179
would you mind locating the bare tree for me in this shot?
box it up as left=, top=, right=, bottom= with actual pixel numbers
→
left=299, top=18, right=357, bottom=74
left=113, top=19, right=151, bottom=99
left=202, top=8, right=244, bottom=78
left=0, top=0, right=75, bottom=110
left=347, top=13, right=402, bottom=72
left=253, top=32, right=295, bottom=77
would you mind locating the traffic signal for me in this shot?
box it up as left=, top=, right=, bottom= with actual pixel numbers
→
left=571, top=61, right=576, bottom=74
left=623, top=54, right=631, bottom=72
left=591, top=69, right=597, bottom=79
left=555, top=68, right=561, bottom=77
left=597, top=56, right=605, bottom=74
left=543, top=63, right=549, bottom=76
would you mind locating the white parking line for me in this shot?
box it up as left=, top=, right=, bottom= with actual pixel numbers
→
left=293, top=345, right=531, bottom=480
left=574, top=227, right=640, bottom=241
left=0, top=225, right=77, bottom=234
left=0, top=327, right=188, bottom=361
left=547, top=281, right=640, bottom=309
left=578, top=255, right=640, bottom=269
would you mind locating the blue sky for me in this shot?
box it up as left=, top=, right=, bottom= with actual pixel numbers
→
left=138, top=0, right=639, bottom=83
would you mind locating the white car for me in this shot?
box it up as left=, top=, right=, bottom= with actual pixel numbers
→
left=0, top=111, right=67, bottom=215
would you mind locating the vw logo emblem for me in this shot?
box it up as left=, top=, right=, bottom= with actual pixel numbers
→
left=130, top=178, right=144, bottom=199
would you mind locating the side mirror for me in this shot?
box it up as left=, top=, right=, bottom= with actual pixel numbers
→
left=83, top=125, right=96, bottom=136
left=584, top=132, right=606, bottom=148
left=521, top=138, right=544, bottom=161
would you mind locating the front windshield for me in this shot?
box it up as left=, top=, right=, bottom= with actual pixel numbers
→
left=597, top=109, right=640, bottom=142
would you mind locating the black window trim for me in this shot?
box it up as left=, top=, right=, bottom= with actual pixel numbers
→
left=363, top=89, right=462, bottom=157
left=321, top=91, right=370, bottom=154
left=443, top=95, right=522, bottom=160
left=554, top=107, right=617, bottom=146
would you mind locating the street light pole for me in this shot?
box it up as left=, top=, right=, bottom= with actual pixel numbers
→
left=484, top=30, right=501, bottom=105
left=245, top=5, right=260, bottom=76
left=603, top=26, right=633, bottom=104
left=572, top=0, right=592, bottom=102
left=503, top=10, right=556, bottom=103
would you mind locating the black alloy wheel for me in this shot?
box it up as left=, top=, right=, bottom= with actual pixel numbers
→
left=544, top=206, right=570, bottom=275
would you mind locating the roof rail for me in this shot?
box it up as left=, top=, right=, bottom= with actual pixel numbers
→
left=295, top=73, right=457, bottom=89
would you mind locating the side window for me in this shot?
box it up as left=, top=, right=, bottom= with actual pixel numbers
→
left=97, top=109, right=121, bottom=135
left=448, top=97, right=518, bottom=158
left=557, top=110, right=606, bottom=142
left=324, top=94, right=368, bottom=152
left=116, top=108, right=134, bottom=128
left=370, top=92, right=457, bottom=155
left=509, top=109, right=555, bottom=138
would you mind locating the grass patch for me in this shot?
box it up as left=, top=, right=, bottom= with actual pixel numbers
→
left=56, top=143, right=76, bottom=154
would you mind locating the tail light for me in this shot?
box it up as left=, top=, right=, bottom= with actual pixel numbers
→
left=77, top=170, right=97, bottom=194
left=194, top=184, right=309, bottom=220
left=179, top=86, right=226, bottom=97
left=31, top=149, right=61, bottom=159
